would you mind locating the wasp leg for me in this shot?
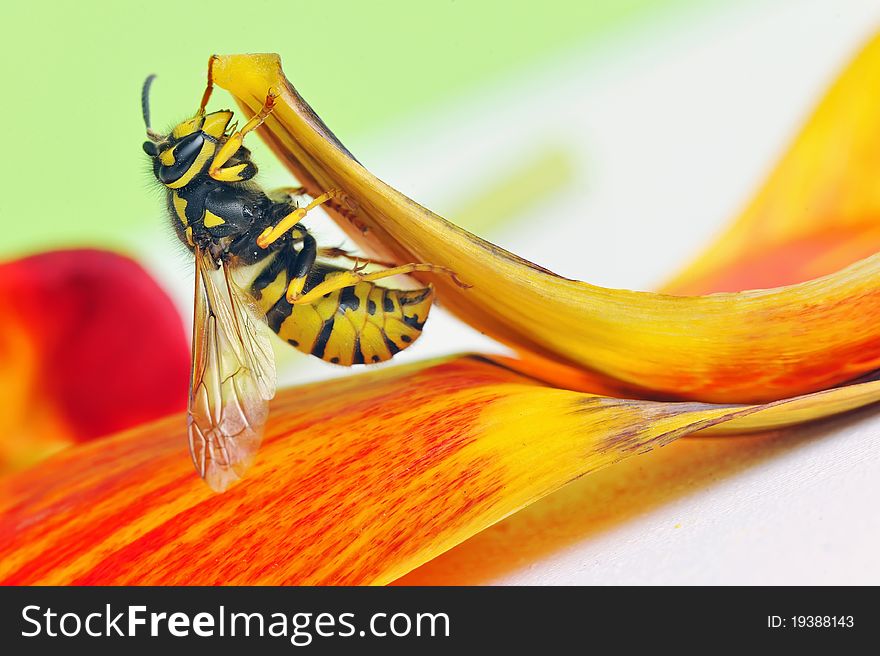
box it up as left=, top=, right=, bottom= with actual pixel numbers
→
left=265, top=187, right=368, bottom=235
left=267, top=186, right=308, bottom=203
left=287, top=262, right=469, bottom=305
left=197, top=54, right=219, bottom=116
left=269, top=188, right=369, bottom=235
left=222, top=217, right=307, bottom=267
left=247, top=230, right=315, bottom=299
left=209, top=90, right=278, bottom=181
left=256, top=190, right=342, bottom=248
left=285, top=233, right=318, bottom=300
left=317, top=246, right=398, bottom=269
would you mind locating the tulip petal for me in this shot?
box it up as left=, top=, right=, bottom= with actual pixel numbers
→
left=212, top=53, right=880, bottom=404
left=0, top=250, right=189, bottom=474
left=1, top=354, right=879, bottom=585
left=664, top=33, right=880, bottom=294
left=399, top=36, right=880, bottom=582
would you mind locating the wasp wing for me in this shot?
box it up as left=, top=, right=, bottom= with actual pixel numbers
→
left=188, top=246, right=276, bottom=492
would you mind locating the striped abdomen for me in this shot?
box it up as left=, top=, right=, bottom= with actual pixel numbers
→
left=255, top=262, right=433, bottom=365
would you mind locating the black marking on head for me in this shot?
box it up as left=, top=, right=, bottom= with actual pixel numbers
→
left=312, top=319, right=335, bottom=359
left=339, top=286, right=360, bottom=312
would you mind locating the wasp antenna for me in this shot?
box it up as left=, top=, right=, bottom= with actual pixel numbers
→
left=142, top=74, right=157, bottom=132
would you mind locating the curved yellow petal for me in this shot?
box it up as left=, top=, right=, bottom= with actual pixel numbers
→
left=2, top=355, right=878, bottom=585
left=665, top=33, right=880, bottom=294
left=213, top=53, right=880, bottom=404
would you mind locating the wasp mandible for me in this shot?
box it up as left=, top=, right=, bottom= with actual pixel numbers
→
left=141, top=57, right=464, bottom=492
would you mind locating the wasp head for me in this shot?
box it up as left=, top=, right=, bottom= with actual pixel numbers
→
left=141, top=75, right=235, bottom=190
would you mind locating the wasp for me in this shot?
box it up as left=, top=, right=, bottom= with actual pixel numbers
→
left=141, top=58, right=463, bottom=492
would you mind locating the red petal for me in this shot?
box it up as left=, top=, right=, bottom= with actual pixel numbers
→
left=0, top=249, right=189, bottom=447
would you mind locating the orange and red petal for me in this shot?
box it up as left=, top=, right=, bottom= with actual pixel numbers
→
left=3, top=355, right=880, bottom=585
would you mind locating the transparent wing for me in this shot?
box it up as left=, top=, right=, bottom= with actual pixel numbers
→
left=188, top=247, right=277, bottom=492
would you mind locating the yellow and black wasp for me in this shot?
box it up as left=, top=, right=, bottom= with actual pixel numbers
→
left=141, top=58, right=463, bottom=492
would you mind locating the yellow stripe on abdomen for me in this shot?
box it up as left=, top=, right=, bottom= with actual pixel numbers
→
left=263, top=266, right=434, bottom=366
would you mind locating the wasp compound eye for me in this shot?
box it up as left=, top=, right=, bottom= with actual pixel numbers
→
left=158, top=132, right=205, bottom=184
left=143, top=141, right=159, bottom=157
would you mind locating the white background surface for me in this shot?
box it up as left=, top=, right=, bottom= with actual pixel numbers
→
left=141, top=0, right=880, bottom=583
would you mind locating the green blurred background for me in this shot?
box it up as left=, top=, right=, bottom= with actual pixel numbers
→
left=0, top=0, right=713, bottom=259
